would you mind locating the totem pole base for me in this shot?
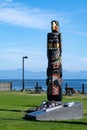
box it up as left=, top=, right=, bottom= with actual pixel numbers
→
left=25, top=102, right=83, bottom=121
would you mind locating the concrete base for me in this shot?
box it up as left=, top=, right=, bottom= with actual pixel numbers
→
left=25, top=102, right=83, bottom=121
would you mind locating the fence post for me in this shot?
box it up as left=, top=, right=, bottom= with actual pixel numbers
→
left=82, top=84, right=84, bottom=94
left=10, top=82, right=12, bottom=91
left=65, top=83, right=68, bottom=95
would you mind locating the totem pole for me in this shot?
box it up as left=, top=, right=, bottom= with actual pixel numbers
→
left=25, top=20, right=83, bottom=121
left=46, top=20, right=62, bottom=101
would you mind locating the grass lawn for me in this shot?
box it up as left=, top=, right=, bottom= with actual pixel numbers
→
left=0, top=92, right=87, bottom=130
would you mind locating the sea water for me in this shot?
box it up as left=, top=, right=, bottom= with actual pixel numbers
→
left=0, top=79, right=87, bottom=93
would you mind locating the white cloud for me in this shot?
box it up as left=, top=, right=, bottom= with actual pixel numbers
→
left=0, top=48, right=47, bottom=71
left=63, top=54, right=87, bottom=71
left=0, top=0, right=18, bottom=7
left=79, top=57, right=87, bottom=62
left=68, top=31, right=87, bottom=37
left=0, top=2, right=68, bottom=30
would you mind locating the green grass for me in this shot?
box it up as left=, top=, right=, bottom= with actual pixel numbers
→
left=0, top=92, right=87, bottom=130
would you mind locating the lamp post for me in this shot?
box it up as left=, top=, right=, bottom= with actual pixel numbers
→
left=22, top=56, right=28, bottom=92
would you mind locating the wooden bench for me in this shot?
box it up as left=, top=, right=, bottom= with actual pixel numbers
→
left=65, top=87, right=76, bottom=95
left=35, top=82, right=42, bottom=93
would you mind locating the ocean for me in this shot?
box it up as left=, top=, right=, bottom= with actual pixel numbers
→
left=0, top=79, right=87, bottom=93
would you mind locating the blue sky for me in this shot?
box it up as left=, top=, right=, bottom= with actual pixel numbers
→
left=0, top=0, right=87, bottom=72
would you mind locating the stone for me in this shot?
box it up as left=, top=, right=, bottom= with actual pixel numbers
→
left=25, top=102, right=83, bottom=121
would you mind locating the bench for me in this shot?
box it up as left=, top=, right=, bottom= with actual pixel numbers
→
left=35, top=82, right=42, bottom=93
left=65, top=87, right=76, bottom=95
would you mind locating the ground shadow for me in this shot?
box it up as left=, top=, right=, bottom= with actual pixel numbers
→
left=51, top=120, right=87, bottom=126
left=0, top=108, right=26, bottom=112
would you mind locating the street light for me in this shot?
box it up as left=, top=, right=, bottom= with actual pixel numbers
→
left=22, top=56, right=28, bottom=92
